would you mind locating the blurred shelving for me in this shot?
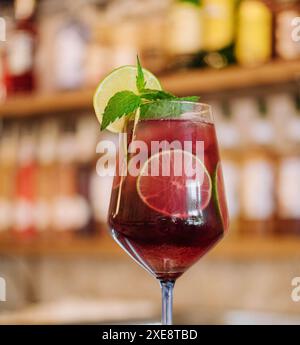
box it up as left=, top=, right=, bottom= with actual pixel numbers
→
left=1, top=233, right=300, bottom=260
left=1, top=60, right=300, bottom=118
left=162, top=59, right=300, bottom=95
left=0, top=88, right=94, bottom=118
left=0, top=233, right=122, bottom=258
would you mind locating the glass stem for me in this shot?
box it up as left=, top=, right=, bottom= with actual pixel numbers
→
left=160, top=280, right=175, bottom=325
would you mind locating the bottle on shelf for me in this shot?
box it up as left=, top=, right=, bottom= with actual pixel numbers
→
left=0, top=3, right=11, bottom=100
left=52, top=120, right=78, bottom=236
left=53, top=3, right=88, bottom=90
left=75, top=115, right=100, bottom=236
left=109, top=17, right=139, bottom=69
left=166, top=0, right=203, bottom=70
left=4, top=0, right=37, bottom=95
left=217, top=101, right=241, bottom=234
left=35, top=0, right=66, bottom=92
left=274, top=0, right=300, bottom=60
left=276, top=95, right=300, bottom=234
left=239, top=98, right=276, bottom=235
left=14, top=122, right=38, bottom=238
left=235, top=0, right=273, bottom=67
left=35, top=119, right=59, bottom=236
left=0, top=44, right=6, bottom=100
left=84, top=11, right=113, bottom=87
left=267, top=93, right=296, bottom=146
left=197, top=0, right=236, bottom=69
left=138, top=10, right=167, bottom=74
left=0, top=123, right=18, bottom=237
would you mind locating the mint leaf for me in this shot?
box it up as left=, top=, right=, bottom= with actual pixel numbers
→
left=101, top=91, right=141, bottom=130
left=140, top=100, right=197, bottom=119
left=136, top=56, right=145, bottom=93
left=141, top=90, right=199, bottom=102
left=177, top=96, right=200, bottom=102
left=141, top=89, right=176, bottom=101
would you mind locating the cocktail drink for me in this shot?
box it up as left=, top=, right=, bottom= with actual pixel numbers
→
left=109, top=105, right=228, bottom=324
left=93, top=61, right=229, bottom=325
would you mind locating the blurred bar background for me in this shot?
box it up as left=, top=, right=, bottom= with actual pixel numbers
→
left=0, top=0, right=300, bottom=324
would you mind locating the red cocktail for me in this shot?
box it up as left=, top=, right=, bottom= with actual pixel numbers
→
left=108, top=103, right=229, bottom=324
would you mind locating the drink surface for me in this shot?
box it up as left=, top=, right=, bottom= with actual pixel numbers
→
left=108, top=118, right=228, bottom=280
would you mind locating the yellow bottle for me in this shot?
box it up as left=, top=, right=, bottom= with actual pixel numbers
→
left=236, top=0, right=272, bottom=66
left=203, top=0, right=236, bottom=52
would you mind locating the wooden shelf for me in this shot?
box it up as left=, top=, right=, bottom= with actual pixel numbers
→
left=0, top=232, right=120, bottom=257
left=212, top=234, right=300, bottom=260
left=0, top=233, right=300, bottom=260
left=162, top=59, right=300, bottom=95
left=0, top=233, right=122, bottom=258
left=0, top=60, right=300, bottom=119
left=0, top=88, right=94, bottom=119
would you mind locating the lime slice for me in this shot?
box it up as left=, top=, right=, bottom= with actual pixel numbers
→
left=213, top=162, right=229, bottom=231
left=137, top=149, right=212, bottom=218
left=93, top=65, right=162, bottom=133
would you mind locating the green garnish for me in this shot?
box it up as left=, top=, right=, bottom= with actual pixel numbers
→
left=136, top=56, right=146, bottom=93
left=101, top=57, right=199, bottom=131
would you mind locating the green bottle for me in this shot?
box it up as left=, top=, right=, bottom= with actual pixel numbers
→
left=194, top=0, right=238, bottom=69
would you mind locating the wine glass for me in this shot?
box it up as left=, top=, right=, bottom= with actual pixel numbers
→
left=108, top=101, right=229, bottom=325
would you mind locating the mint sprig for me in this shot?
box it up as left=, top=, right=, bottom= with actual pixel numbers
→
left=100, top=57, right=199, bottom=130
left=101, top=91, right=141, bottom=130
left=140, top=100, right=200, bottom=119
left=141, top=89, right=175, bottom=101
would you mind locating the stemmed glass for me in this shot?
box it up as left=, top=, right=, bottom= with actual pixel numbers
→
left=107, top=102, right=229, bottom=325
